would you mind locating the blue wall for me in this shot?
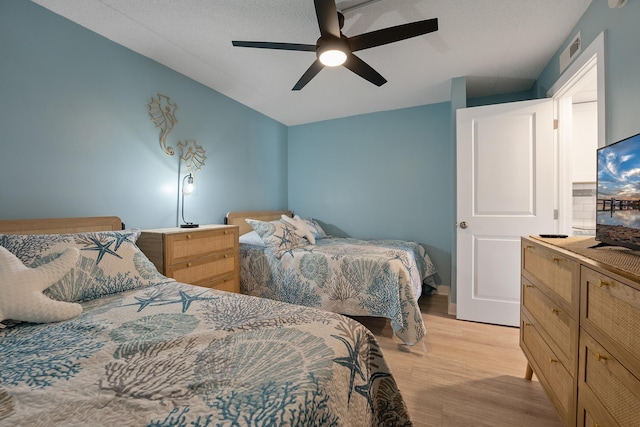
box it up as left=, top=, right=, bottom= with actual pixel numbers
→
left=0, top=1, right=288, bottom=229
left=5, top=0, right=639, bottom=304
left=534, top=0, right=640, bottom=145
left=288, top=104, right=453, bottom=290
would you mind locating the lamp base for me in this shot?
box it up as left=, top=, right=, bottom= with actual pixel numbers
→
left=180, top=223, right=199, bottom=229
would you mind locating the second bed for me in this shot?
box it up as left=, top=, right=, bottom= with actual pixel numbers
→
left=226, top=210, right=437, bottom=346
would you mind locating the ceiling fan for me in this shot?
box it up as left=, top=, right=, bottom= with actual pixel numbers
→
left=232, top=0, right=438, bottom=90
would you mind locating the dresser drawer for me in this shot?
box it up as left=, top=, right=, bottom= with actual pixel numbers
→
left=166, top=229, right=236, bottom=264
left=522, top=242, right=578, bottom=314
left=167, top=253, right=236, bottom=286
left=522, top=278, right=576, bottom=368
left=578, top=381, right=619, bottom=427
left=581, top=266, right=640, bottom=379
left=579, top=332, right=640, bottom=427
left=521, top=313, right=573, bottom=423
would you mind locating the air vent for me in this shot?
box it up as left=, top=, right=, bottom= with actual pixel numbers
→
left=560, top=32, right=581, bottom=73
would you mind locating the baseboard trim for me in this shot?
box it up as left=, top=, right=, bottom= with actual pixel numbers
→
left=448, top=302, right=457, bottom=316
left=436, top=285, right=449, bottom=295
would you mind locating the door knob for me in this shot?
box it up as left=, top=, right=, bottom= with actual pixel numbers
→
left=459, top=221, right=468, bottom=229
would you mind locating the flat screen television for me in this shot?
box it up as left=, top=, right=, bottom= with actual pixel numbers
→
left=596, top=132, right=640, bottom=250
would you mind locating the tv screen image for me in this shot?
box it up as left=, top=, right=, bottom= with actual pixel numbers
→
left=596, top=132, right=640, bottom=250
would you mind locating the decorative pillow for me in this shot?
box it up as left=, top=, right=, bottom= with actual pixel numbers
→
left=0, top=246, right=82, bottom=325
left=281, top=214, right=316, bottom=244
left=239, top=230, right=266, bottom=247
left=0, top=230, right=168, bottom=303
left=305, top=218, right=327, bottom=239
left=246, top=219, right=307, bottom=258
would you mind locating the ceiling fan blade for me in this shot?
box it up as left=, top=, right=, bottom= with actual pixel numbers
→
left=232, top=41, right=316, bottom=52
left=343, top=53, right=387, bottom=87
left=314, top=0, right=341, bottom=38
left=348, top=18, right=438, bottom=52
left=293, top=59, right=325, bottom=91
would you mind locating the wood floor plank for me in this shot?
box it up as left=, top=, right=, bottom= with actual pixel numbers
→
left=357, top=295, right=563, bottom=427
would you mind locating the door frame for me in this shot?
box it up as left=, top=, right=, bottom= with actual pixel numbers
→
left=548, top=31, right=606, bottom=235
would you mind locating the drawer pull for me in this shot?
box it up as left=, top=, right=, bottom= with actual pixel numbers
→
left=224, top=254, right=229, bottom=258
left=524, top=284, right=534, bottom=288
left=523, top=322, right=532, bottom=327
left=224, top=230, right=228, bottom=234
left=551, top=308, right=559, bottom=315
left=186, top=234, right=192, bottom=240
left=187, top=262, right=192, bottom=267
left=526, top=245, right=533, bottom=250
left=595, top=352, right=607, bottom=362
left=549, top=358, right=558, bottom=364
left=598, top=279, right=613, bottom=288
left=552, top=257, right=561, bottom=263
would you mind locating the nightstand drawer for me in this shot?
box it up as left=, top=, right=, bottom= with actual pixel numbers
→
left=137, top=224, right=240, bottom=293
left=522, top=278, right=575, bottom=367
left=168, top=253, right=236, bottom=285
left=579, top=332, right=640, bottom=426
left=206, top=273, right=238, bottom=293
left=523, top=242, right=578, bottom=311
left=166, top=229, right=236, bottom=264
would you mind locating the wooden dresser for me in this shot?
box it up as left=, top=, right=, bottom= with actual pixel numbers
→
left=137, top=224, right=239, bottom=293
left=520, top=236, right=640, bottom=426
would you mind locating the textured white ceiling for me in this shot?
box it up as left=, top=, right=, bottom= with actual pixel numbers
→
left=32, top=0, right=592, bottom=126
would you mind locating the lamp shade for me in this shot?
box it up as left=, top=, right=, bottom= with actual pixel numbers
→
left=180, top=173, right=198, bottom=228
left=183, top=174, right=194, bottom=195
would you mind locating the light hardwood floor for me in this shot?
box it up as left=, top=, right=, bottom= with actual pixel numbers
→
left=356, top=295, right=563, bottom=427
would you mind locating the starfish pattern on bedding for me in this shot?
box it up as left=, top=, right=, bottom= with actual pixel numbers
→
left=355, top=371, right=391, bottom=411
left=110, top=231, right=136, bottom=251
left=177, top=289, right=215, bottom=312
left=331, top=333, right=366, bottom=405
left=126, top=289, right=218, bottom=313
left=81, top=237, right=121, bottom=265
left=275, top=224, right=296, bottom=248
left=130, top=293, right=164, bottom=312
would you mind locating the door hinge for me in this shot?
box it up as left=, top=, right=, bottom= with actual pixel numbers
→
left=554, top=209, right=559, bottom=220
left=553, top=119, right=559, bottom=130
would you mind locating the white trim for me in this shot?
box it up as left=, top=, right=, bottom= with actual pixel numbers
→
left=548, top=31, right=606, bottom=148
left=548, top=32, right=606, bottom=236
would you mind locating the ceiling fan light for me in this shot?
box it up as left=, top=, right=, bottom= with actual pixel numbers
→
left=319, top=49, right=347, bottom=66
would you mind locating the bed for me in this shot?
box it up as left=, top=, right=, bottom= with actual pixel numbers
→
left=0, top=216, right=412, bottom=426
left=226, top=210, right=437, bottom=347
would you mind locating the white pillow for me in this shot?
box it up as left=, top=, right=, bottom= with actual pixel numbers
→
left=0, top=246, right=82, bottom=326
left=239, top=230, right=266, bottom=247
left=281, top=214, right=316, bottom=244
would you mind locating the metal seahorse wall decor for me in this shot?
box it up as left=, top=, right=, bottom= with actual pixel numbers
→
left=147, top=94, right=206, bottom=174
left=148, top=94, right=178, bottom=156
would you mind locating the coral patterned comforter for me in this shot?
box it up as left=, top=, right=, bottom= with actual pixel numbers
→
left=240, top=237, right=437, bottom=346
left=0, top=281, right=412, bottom=426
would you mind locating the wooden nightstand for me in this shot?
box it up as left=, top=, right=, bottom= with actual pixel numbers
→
left=137, top=224, right=239, bottom=293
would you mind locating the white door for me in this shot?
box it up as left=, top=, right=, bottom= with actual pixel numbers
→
left=456, top=99, right=555, bottom=326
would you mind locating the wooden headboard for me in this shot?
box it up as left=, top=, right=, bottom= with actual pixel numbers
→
left=225, top=210, right=292, bottom=235
left=0, top=216, right=123, bottom=235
